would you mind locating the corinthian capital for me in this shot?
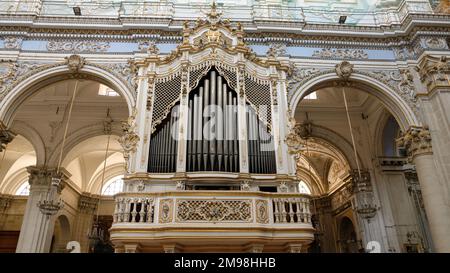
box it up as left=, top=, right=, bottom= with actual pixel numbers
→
left=396, top=126, right=433, bottom=160
left=26, top=166, right=71, bottom=193
left=418, top=55, right=450, bottom=92
left=0, top=121, right=16, bottom=152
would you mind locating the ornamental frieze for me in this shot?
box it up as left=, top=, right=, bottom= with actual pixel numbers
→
left=47, top=40, right=110, bottom=53
left=312, top=48, right=368, bottom=59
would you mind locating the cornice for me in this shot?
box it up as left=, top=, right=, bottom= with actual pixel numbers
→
left=0, top=13, right=449, bottom=45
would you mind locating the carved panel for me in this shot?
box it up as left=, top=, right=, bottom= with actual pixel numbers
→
left=176, top=199, right=252, bottom=222
left=159, top=199, right=173, bottom=223
left=255, top=200, right=269, bottom=224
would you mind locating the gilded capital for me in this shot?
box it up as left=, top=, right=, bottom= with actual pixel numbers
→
left=396, top=126, right=433, bottom=160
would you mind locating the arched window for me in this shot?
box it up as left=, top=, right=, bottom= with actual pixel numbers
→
left=16, top=182, right=30, bottom=196
left=382, top=116, right=401, bottom=156
left=101, top=175, right=124, bottom=195
left=298, top=181, right=311, bottom=194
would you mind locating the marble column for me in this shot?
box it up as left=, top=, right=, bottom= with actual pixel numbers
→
left=16, top=166, right=70, bottom=253
left=73, top=194, right=99, bottom=253
left=0, top=121, right=16, bottom=152
left=397, top=126, right=450, bottom=252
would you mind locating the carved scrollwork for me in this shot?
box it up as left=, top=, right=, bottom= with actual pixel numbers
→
left=47, top=40, right=110, bottom=53
left=313, top=48, right=368, bottom=59
left=255, top=200, right=269, bottom=224
left=118, top=108, right=140, bottom=172
left=159, top=199, right=173, bottom=223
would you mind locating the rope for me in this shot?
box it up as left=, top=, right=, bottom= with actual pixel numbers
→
left=96, top=132, right=111, bottom=223
left=57, top=80, right=79, bottom=174
left=342, top=86, right=362, bottom=180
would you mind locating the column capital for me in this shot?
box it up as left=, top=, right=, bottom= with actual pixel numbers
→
left=396, top=126, right=433, bottom=160
left=78, top=193, right=99, bottom=214
left=0, top=120, right=16, bottom=152
left=0, top=194, right=13, bottom=211
left=26, top=166, right=71, bottom=193
left=418, top=55, right=450, bottom=93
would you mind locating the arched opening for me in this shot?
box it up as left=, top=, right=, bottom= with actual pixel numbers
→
left=101, top=175, right=124, bottom=196
left=338, top=217, right=359, bottom=253
left=290, top=75, right=423, bottom=253
left=50, top=215, right=71, bottom=253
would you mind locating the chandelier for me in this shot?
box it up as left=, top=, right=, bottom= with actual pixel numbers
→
left=37, top=177, right=65, bottom=217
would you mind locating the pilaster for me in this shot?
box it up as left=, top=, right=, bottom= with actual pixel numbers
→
left=73, top=193, right=99, bottom=253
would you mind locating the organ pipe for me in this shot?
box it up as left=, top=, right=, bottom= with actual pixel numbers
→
left=247, top=104, right=276, bottom=174
left=148, top=105, right=179, bottom=173
left=187, top=68, right=239, bottom=172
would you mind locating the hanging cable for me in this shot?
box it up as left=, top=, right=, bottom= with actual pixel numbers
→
left=56, top=80, right=79, bottom=174
left=90, top=108, right=112, bottom=247
left=342, top=86, right=362, bottom=180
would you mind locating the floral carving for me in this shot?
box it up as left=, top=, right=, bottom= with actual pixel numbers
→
left=47, top=40, right=110, bottom=52
left=3, top=37, right=22, bottom=49
left=424, top=37, right=447, bottom=49
left=313, top=48, right=368, bottom=59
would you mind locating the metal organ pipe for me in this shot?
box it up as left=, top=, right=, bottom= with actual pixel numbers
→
left=247, top=104, right=276, bottom=174
left=186, top=69, right=239, bottom=172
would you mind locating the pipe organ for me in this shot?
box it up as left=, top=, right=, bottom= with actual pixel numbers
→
left=147, top=105, right=179, bottom=173
left=187, top=69, right=239, bottom=172
left=247, top=105, right=276, bottom=174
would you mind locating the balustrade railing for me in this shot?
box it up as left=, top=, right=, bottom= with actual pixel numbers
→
left=112, top=191, right=312, bottom=226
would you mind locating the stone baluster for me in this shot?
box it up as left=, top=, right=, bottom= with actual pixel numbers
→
left=273, top=198, right=280, bottom=223
left=280, top=199, right=287, bottom=223
left=288, top=200, right=294, bottom=223
left=295, top=198, right=302, bottom=223
left=130, top=198, right=138, bottom=223
left=124, top=199, right=131, bottom=223
left=146, top=199, right=154, bottom=223
left=139, top=199, right=146, bottom=223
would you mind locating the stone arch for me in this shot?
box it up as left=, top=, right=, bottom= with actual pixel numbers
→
left=87, top=163, right=125, bottom=195
left=9, top=121, right=46, bottom=165
left=0, top=63, right=134, bottom=126
left=47, top=123, right=123, bottom=168
left=289, top=72, right=421, bottom=131
left=308, top=125, right=362, bottom=170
